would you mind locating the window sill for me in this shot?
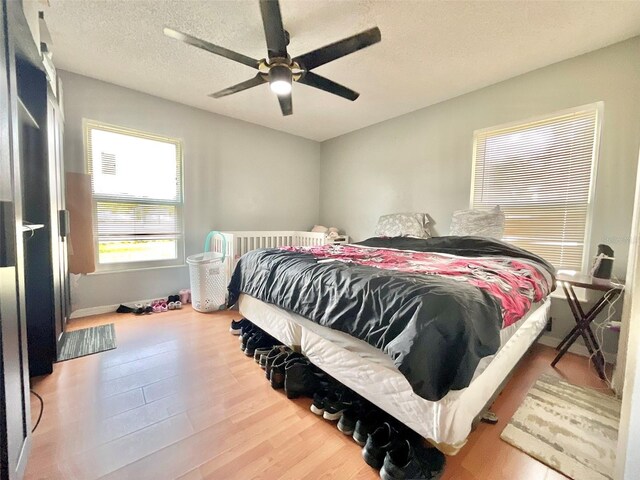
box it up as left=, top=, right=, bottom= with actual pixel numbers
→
left=87, top=263, right=187, bottom=276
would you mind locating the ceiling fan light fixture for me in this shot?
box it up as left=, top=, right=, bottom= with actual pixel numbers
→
left=269, top=64, right=292, bottom=96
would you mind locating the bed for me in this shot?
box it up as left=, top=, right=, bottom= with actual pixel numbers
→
left=228, top=235, right=555, bottom=454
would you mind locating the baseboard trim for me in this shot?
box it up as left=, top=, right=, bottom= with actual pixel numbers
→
left=70, top=298, right=158, bottom=319
left=537, top=335, right=617, bottom=364
left=70, top=305, right=117, bottom=319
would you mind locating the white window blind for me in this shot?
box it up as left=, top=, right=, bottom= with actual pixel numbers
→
left=86, top=121, right=183, bottom=269
left=471, top=104, right=601, bottom=272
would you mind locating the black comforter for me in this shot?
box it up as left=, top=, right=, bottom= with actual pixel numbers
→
left=228, top=236, right=555, bottom=401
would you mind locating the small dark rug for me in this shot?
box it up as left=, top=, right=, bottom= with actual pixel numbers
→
left=57, top=324, right=117, bottom=361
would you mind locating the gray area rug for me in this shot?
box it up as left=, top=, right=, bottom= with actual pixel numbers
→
left=57, top=324, right=117, bottom=361
left=501, top=374, right=620, bottom=480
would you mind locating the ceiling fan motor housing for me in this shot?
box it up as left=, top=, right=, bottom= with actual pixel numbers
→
left=269, top=64, right=291, bottom=81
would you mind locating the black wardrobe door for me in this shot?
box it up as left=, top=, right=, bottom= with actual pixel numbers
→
left=0, top=0, right=32, bottom=477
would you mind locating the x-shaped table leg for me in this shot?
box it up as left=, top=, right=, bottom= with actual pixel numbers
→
left=551, top=283, right=618, bottom=379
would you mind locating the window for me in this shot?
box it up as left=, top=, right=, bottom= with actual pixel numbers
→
left=85, top=121, right=184, bottom=271
left=471, top=103, right=602, bottom=273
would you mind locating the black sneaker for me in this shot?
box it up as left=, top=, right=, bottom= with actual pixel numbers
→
left=312, top=368, right=330, bottom=384
left=323, top=390, right=353, bottom=421
left=259, top=348, right=273, bottom=369
left=353, top=408, right=388, bottom=446
left=284, top=358, right=320, bottom=399
left=310, top=393, right=327, bottom=415
left=116, top=304, right=134, bottom=313
left=240, top=331, right=254, bottom=351
left=254, top=346, right=275, bottom=364
left=270, top=352, right=305, bottom=389
left=380, top=439, right=446, bottom=480
left=240, top=327, right=263, bottom=352
left=230, top=318, right=251, bottom=336
left=337, top=407, right=359, bottom=435
left=264, top=346, right=291, bottom=379
left=238, top=323, right=257, bottom=342
left=362, top=422, right=394, bottom=470
left=244, top=332, right=276, bottom=357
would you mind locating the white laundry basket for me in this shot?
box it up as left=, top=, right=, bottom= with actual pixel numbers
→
left=187, top=231, right=227, bottom=313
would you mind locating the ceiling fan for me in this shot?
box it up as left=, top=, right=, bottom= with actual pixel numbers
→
left=164, top=0, right=381, bottom=116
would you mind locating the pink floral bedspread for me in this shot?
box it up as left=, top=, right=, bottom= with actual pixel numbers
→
left=282, top=244, right=552, bottom=328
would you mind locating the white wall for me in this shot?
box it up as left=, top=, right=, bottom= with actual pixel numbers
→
left=21, top=1, right=40, bottom=52
left=320, top=37, right=640, bottom=353
left=615, top=151, right=640, bottom=478
left=61, top=71, right=321, bottom=311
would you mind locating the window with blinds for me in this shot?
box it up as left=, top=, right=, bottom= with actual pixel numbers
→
left=85, top=121, right=183, bottom=270
left=471, top=103, right=601, bottom=273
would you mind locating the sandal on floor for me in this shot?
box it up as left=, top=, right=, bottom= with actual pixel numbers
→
left=151, top=300, right=163, bottom=313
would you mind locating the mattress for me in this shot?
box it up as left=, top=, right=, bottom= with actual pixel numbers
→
left=238, top=293, right=551, bottom=454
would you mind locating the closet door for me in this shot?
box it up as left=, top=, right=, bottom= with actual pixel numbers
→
left=48, top=93, right=69, bottom=347
left=0, top=0, right=32, bottom=476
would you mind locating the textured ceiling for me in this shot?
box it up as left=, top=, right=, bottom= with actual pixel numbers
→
left=45, top=0, right=640, bottom=141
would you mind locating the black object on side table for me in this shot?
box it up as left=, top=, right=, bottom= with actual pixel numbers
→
left=551, top=274, right=623, bottom=379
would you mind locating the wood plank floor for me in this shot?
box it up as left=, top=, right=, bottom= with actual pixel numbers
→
left=24, top=306, right=612, bottom=480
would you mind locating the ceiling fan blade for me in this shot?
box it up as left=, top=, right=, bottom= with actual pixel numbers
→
left=164, top=27, right=260, bottom=69
left=277, top=92, right=292, bottom=116
left=298, top=72, right=359, bottom=101
left=293, top=27, right=381, bottom=71
left=209, top=74, right=266, bottom=98
left=259, top=0, right=288, bottom=58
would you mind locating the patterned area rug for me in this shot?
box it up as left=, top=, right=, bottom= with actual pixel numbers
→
left=501, top=374, right=620, bottom=480
left=57, top=324, right=117, bottom=361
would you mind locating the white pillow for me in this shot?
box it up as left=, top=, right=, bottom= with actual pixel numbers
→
left=449, top=206, right=505, bottom=239
left=375, top=213, right=431, bottom=238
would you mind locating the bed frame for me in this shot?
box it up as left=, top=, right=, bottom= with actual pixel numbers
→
left=238, top=293, right=551, bottom=455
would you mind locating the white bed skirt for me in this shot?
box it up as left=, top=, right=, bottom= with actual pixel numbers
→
left=238, top=294, right=551, bottom=454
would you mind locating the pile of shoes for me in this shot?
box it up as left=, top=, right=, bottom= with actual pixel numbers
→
left=115, top=290, right=191, bottom=316
left=229, top=318, right=446, bottom=479
left=311, top=388, right=446, bottom=478
left=232, top=318, right=276, bottom=357
left=362, top=422, right=446, bottom=480
left=231, top=318, right=328, bottom=396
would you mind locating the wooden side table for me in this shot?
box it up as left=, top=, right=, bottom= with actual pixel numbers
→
left=551, top=274, right=623, bottom=379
